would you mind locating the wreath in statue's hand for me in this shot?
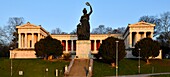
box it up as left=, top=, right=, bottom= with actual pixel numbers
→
left=86, top=2, right=91, bottom=6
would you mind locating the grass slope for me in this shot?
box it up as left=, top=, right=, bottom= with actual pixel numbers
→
left=1, top=58, right=170, bottom=77
left=0, top=58, right=69, bottom=77
left=93, top=59, right=170, bottom=77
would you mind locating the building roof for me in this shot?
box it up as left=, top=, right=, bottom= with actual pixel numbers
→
left=123, top=21, right=155, bottom=36
left=16, top=22, right=49, bottom=35
left=16, top=22, right=41, bottom=29
left=128, top=21, right=155, bottom=27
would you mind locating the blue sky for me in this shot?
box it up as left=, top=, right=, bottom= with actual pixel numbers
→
left=0, top=0, right=170, bottom=33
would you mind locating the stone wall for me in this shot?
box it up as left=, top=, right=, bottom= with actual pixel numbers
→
left=10, top=49, right=36, bottom=58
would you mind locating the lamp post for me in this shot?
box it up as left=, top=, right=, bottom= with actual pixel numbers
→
left=115, top=41, right=119, bottom=77
left=138, top=48, right=141, bottom=74
left=10, top=47, right=13, bottom=77
left=11, top=54, right=12, bottom=77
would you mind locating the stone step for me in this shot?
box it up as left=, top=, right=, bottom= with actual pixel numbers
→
left=68, top=59, right=89, bottom=76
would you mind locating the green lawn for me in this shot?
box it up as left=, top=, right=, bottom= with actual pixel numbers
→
left=93, top=59, right=170, bottom=77
left=151, top=74, right=170, bottom=77
left=1, top=58, right=170, bottom=77
left=0, top=58, right=69, bottom=77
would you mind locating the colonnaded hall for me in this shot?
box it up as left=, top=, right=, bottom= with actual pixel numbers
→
left=10, top=21, right=162, bottom=59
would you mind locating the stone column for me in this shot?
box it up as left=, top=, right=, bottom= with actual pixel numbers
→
left=25, top=33, right=27, bottom=48
left=18, top=33, right=21, bottom=48
left=21, top=34, right=23, bottom=48
left=66, top=40, right=68, bottom=52
left=32, top=33, right=34, bottom=48
left=143, top=32, right=146, bottom=38
left=129, top=32, right=132, bottom=48
left=38, top=33, right=40, bottom=41
left=100, top=40, right=102, bottom=44
left=40, top=35, right=43, bottom=38
left=94, top=40, right=96, bottom=51
left=136, top=32, right=139, bottom=43
left=71, top=40, right=74, bottom=51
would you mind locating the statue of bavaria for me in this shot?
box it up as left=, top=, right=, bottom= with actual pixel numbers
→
left=77, top=2, right=93, bottom=40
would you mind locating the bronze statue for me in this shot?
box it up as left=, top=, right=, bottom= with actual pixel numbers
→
left=77, top=2, right=93, bottom=40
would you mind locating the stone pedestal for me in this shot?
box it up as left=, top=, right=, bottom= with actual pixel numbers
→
left=10, top=48, right=36, bottom=58
left=76, top=40, right=91, bottom=59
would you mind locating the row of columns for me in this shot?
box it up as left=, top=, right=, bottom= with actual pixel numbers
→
left=18, top=32, right=103, bottom=51
left=63, top=40, right=103, bottom=52
left=63, top=40, right=76, bottom=52
left=93, top=40, right=102, bottom=51
left=18, top=33, right=45, bottom=48
left=129, top=32, right=153, bottom=47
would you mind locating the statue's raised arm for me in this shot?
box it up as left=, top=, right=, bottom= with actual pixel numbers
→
left=86, top=2, right=93, bottom=15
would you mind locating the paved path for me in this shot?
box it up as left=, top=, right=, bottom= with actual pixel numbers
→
left=67, top=59, right=89, bottom=77
left=107, top=72, right=170, bottom=77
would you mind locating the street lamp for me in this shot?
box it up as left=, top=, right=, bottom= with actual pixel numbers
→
left=115, top=41, right=119, bottom=77
left=138, top=48, right=141, bottom=74
left=11, top=54, right=12, bottom=77
left=10, top=47, right=13, bottom=77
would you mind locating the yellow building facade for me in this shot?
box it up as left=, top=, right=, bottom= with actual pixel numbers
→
left=10, top=21, right=162, bottom=59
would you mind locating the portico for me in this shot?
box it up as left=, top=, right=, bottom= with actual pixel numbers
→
left=51, top=34, right=122, bottom=54
left=10, top=22, right=49, bottom=58
left=123, top=21, right=156, bottom=58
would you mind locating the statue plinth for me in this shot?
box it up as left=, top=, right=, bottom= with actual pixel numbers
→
left=76, top=40, right=91, bottom=59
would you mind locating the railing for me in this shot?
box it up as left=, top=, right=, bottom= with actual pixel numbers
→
left=87, top=59, right=93, bottom=77
left=64, top=58, right=75, bottom=76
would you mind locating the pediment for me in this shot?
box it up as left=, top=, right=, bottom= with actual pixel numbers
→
left=16, top=22, right=40, bottom=29
left=129, top=21, right=155, bottom=27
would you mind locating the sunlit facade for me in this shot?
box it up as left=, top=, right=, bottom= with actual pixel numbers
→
left=10, top=21, right=162, bottom=59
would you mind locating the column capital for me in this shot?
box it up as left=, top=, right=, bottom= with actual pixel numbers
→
left=38, top=33, right=40, bottom=41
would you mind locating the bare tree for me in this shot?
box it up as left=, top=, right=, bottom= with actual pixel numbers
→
left=112, top=27, right=125, bottom=34
left=4, top=17, right=24, bottom=47
left=160, top=12, right=170, bottom=33
left=157, top=12, right=170, bottom=47
left=0, top=27, right=6, bottom=44
left=105, top=27, right=112, bottom=33
left=139, top=12, right=170, bottom=58
left=70, top=29, right=77, bottom=34
left=91, top=25, right=106, bottom=34
left=139, top=15, right=162, bottom=37
left=51, top=28, right=62, bottom=34
left=91, top=25, right=125, bottom=34
left=61, top=32, right=68, bottom=34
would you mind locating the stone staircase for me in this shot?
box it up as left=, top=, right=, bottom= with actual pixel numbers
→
left=65, top=59, right=93, bottom=77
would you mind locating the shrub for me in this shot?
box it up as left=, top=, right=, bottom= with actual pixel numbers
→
left=98, top=37, right=126, bottom=65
